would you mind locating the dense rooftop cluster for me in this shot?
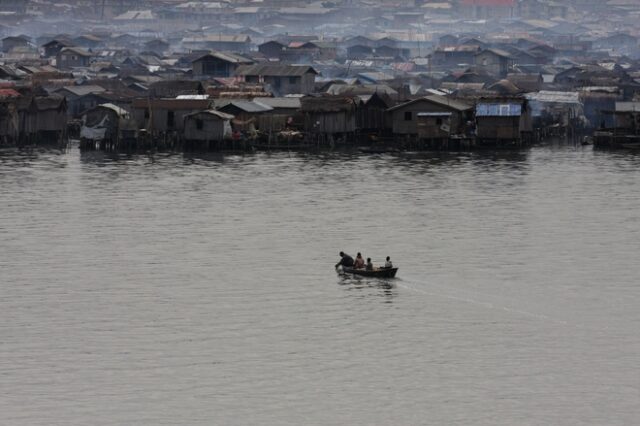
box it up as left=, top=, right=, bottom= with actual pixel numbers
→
left=1, top=0, right=639, bottom=149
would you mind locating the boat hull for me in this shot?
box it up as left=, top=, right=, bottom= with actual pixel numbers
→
left=341, top=267, right=398, bottom=278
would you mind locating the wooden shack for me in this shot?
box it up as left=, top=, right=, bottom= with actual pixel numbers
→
left=387, top=95, right=473, bottom=137
left=525, top=91, right=585, bottom=136
left=147, top=81, right=204, bottom=99
left=252, top=97, right=302, bottom=132
left=42, top=39, right=73, bottom=58
left=183, top=110, right=234, bottom=145
left=55, top=85, right=107, bottom=116
left=131, top=98, right=211, bottom=133
left=56, top=47, right=92, bottom=69
left=506, top=73, right=543, bottom=92
left=216, top=100, right=273, bottom=132
left=298, top=41, right=337, bottom=61
left=18, top=95, right=67, bottom=142
left=0, top=97, right=20, bottom=143
left=258, top=40, right=288, bottom=59
left=191, top=52, right=253, bottom=78
left=182, top=35, right=252, bottom=53
left=431, top=46, right=480, bottom=70
left=80, top=103, right=131, bottom=147
left=300, top=96, right=357, bottom=136
left=474, top=49, right=513, bottom=77
left=475, top=99, right=533, bottom=145
left=347, top=44, right=374, bottom=59
left=355, top=92, right=393, bottom=133
left=612, top=102, right=640, bottom=132
left=144, top=39, right=170, bottom=55
left=235, top=64, right=318, bottom=95
left=594, top=102, right=640, bottom=149
left=579, top=87, right=622, bottom=129
left=2, top=35, right=30, bottom=53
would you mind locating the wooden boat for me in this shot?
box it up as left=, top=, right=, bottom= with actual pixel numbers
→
left=340, top=266, right=398, bottom=278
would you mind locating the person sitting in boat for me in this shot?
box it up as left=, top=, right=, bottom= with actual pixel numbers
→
left=366, top=258, right=374, bottom=271
left=335, top=252, right=354, bottom=269
left=384, top=256, right=393, bottom=268
left=353, top=252, right=365, bottom=269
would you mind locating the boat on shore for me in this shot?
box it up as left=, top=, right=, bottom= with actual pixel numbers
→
left=339, top=266, right=398, bottom=278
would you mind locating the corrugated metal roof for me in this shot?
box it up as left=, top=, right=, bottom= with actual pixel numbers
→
left=462, top=0, right=514, bottom=5
left=425, top=89, right=450, bottom=96
left=300, top=96, right=357, bottom=113
left=525, top=91, right=580, bottom=104
left=235, top=64, right=317, bottom=77
left=59, top=85, right=106, bottom=96
left=325, top=84, right=398, bottom=96
left=417, top=112, right=453, bottom=117
left=183, top=35, right=251, bottom=43
left=424, top=95, right=473, bottom=111
left=184, top=109, right=234, bottom=120
left=392, top=62, right=415, bottom=72
left=476, top=103, right=522, bottom=117
left=233, top=7, right=260, bottom=13
left=59, top=47, right=92, bottom=57
left=388, top=95, right=472, bottom=113
left=132, top=98, right=211, bottom=110
left=217, top=100, right=273, bottom=113
left=437, top=45, right=479, bottom=52
left=252, top=97, right=301, bottom=109
left=176, top=2, right=225, bottom=9
left=357, top=72, right=395, bottom=83
left=481, top=48, right=512, bottom=58
left=32, top=96, right=66, bottom=111
left=616, top=102, right=640, bottom=112
left=440, top=82, right=486, bottom=90
left=114, top=10, right=155, bottom=20
left=192, top=51, right=253, bottom=64
left=579, top=86, right=620, bottom=93
left=176, top=95, right=210, bottom=100
left=278, top=7, right=334, bottom=15
left=422, top=2, right=452, bottom=9
left=0, top=88, right=20, bottom=98
left=42, top=39, right=73, bottom=48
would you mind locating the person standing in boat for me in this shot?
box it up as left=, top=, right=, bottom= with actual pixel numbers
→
left=335, top=252, right=355, bottom=269
left=353, top=252, right=365, bottom=269
left=384, top=256, right=393, bottom=268
left=366, top=258, right=374, bottom=271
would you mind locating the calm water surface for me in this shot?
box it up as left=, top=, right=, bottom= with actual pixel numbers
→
left=1, top=145, right=639, bottom=425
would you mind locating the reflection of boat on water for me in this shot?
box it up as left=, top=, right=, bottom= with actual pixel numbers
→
left=338, top=266, right=398, bottom=278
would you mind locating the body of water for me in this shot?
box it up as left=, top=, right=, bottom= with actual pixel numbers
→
left=1, top=145, right=639, bottom=425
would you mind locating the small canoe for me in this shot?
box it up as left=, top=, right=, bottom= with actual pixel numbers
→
left=340, top=267, right=398, bottom=278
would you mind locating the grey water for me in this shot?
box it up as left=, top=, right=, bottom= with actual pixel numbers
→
left=1, top=145, right=639, bottom=425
